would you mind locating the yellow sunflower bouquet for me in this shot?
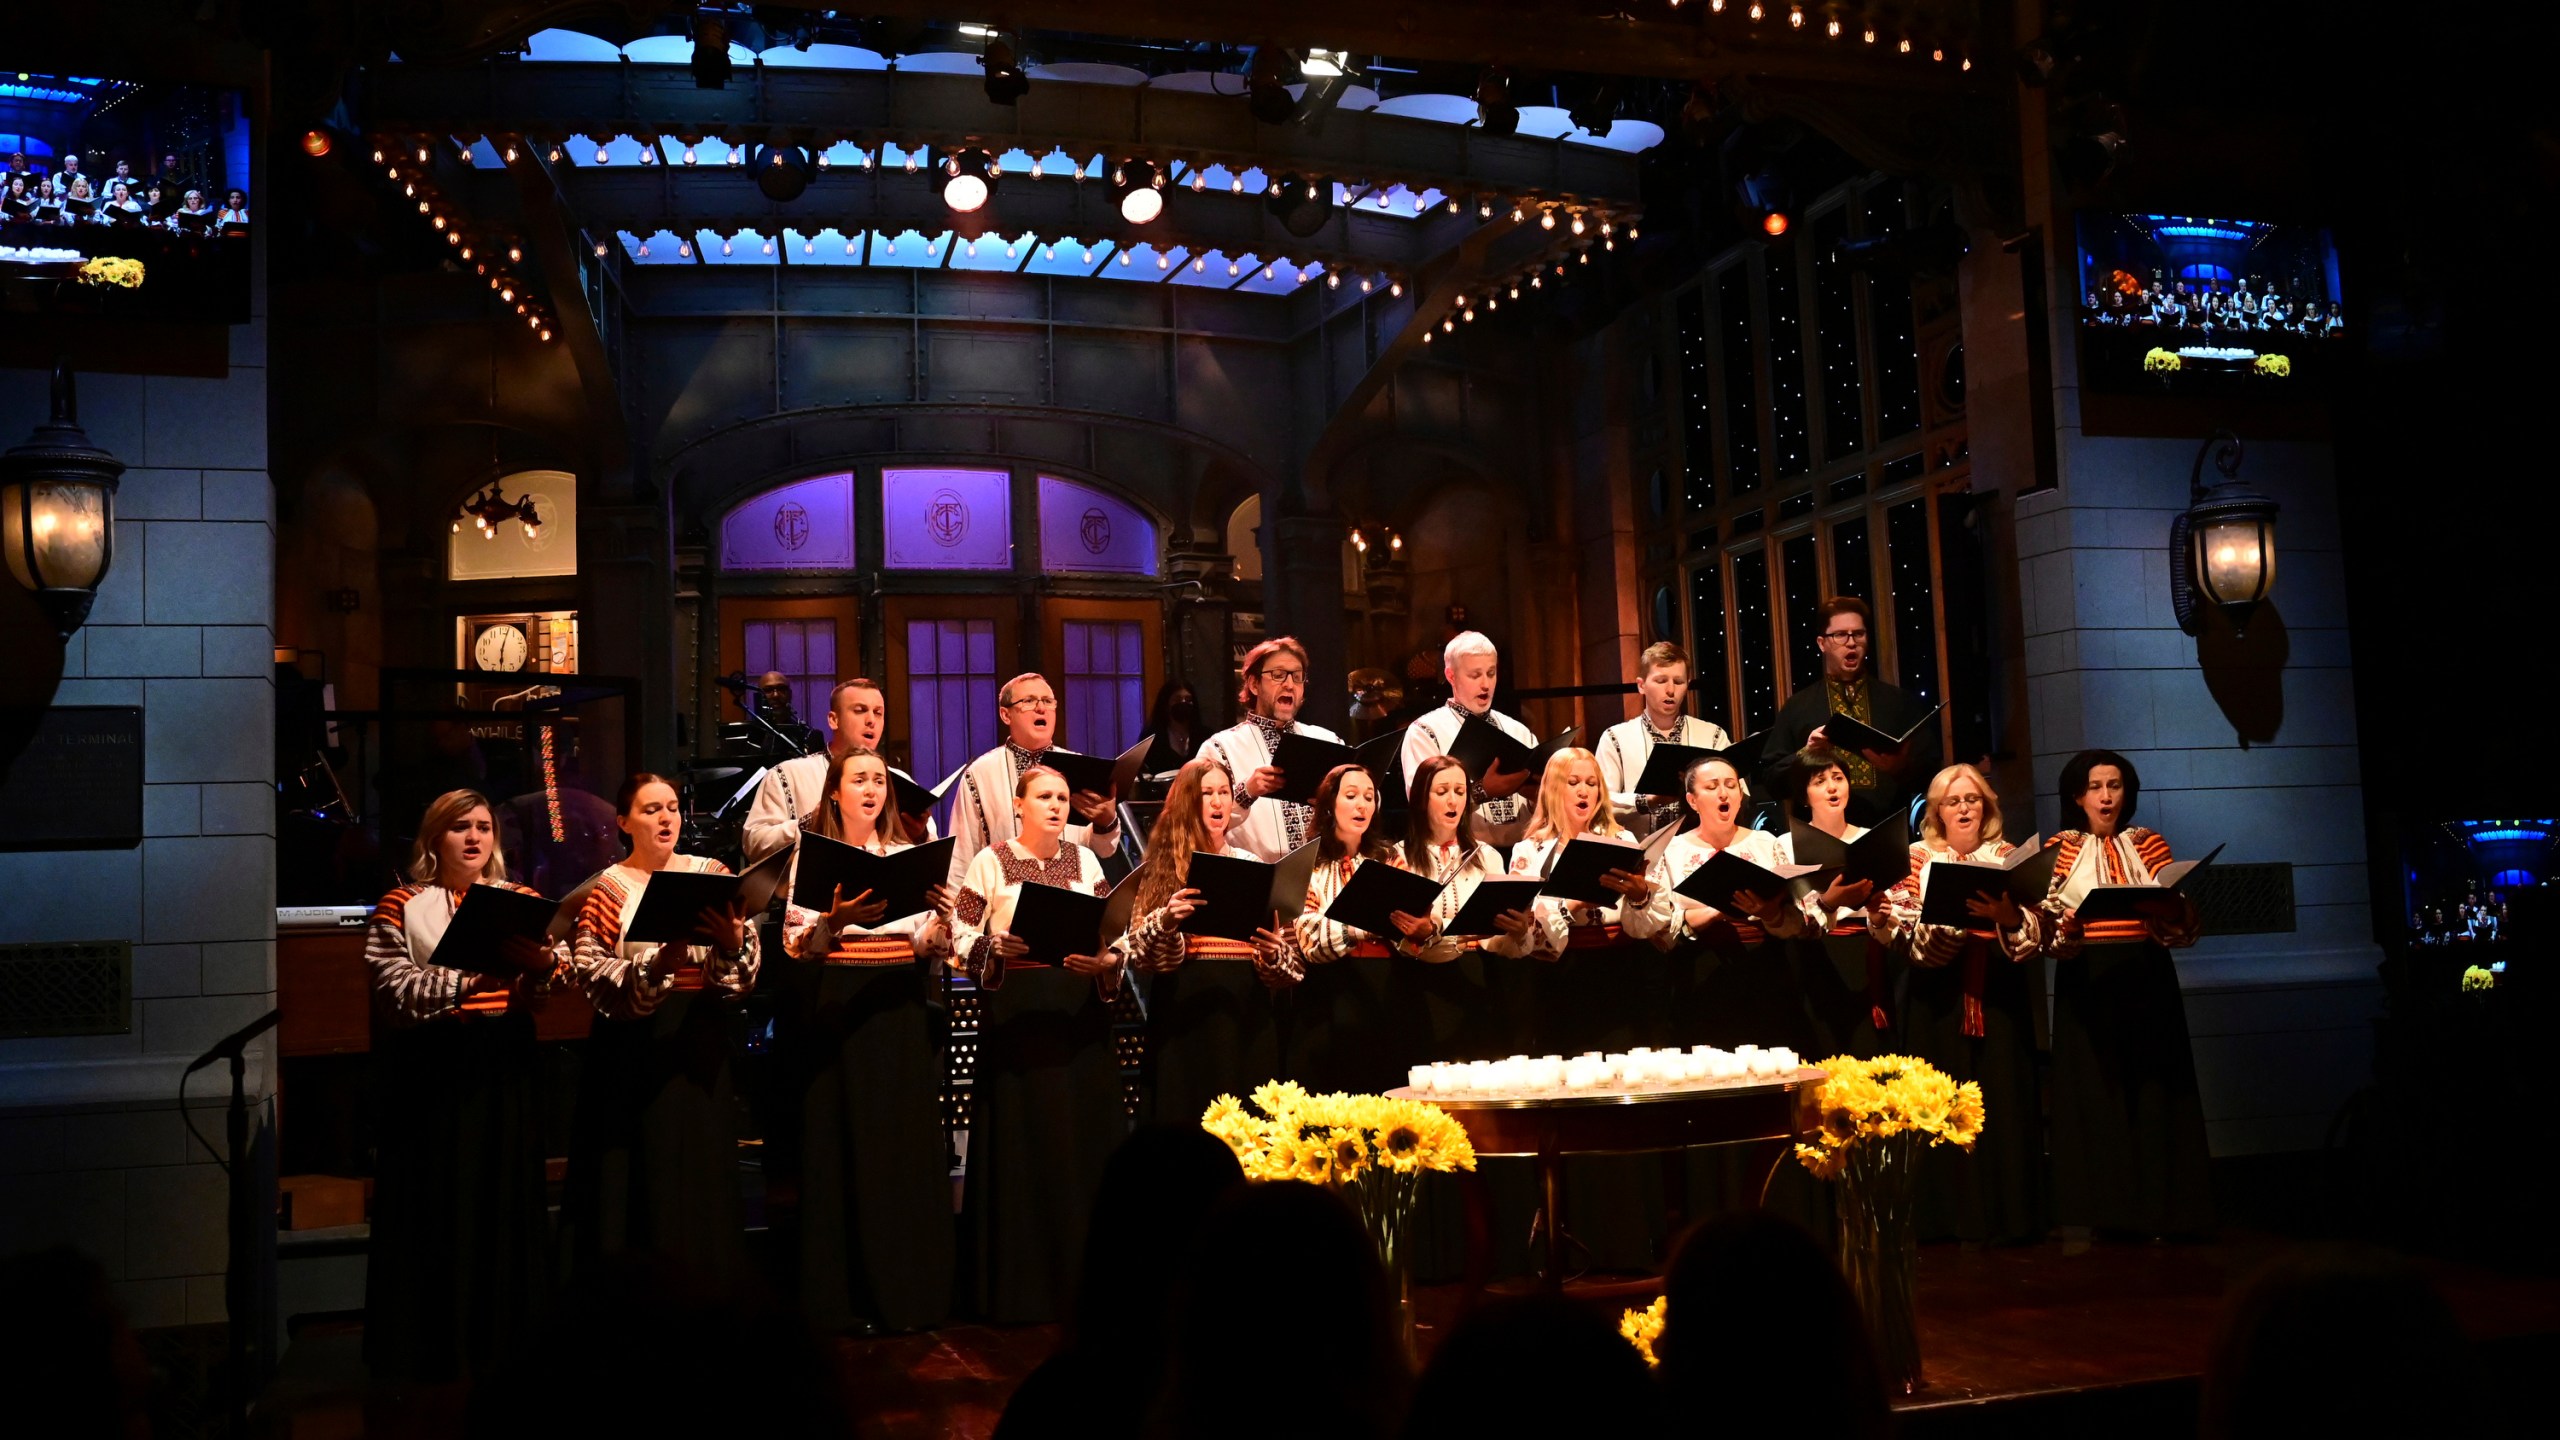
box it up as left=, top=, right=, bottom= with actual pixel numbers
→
left=1619, top=1295, right=1666, bottom=1369
left=1203, top=1080, right=1476, bottom=1349
left=1792, top=1053, right=1983, bottom=1180
left=77, top=256, right=146, bottom=289
left=2143, top=346, right=2182, bottom=374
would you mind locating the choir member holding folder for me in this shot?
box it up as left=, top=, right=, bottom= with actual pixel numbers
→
left=948, top=673, right=1121, bottom=885
left=1874, top=764, right=2046, bottom=1245
left=1502, top=748, right=1671, bottom=1054
left=1198, top=636, right=1345, bottom=862
left=776, top=747, right=958, bottom=1333
left=363, top=789, right=564, bottom=1383
left=1293, top=763, right=1414, bottom=1091
left=564, top=774, right=762, bottom=1291
left=1763, top=598, right=1941, bottom=826
left=2039, top=749, right=2213, bottom=1242
left=1595, top=642, right=1733, bottom=830
left=1389, top=756, right=1537, bottom=1063
left=1114, top=760, right=1299, bottom=1125
left=1401, top=631, right=1543, bottom=838
left=1636, top=753, right=1811, bottom=1052
left=743, top=678, right=937, bottom=867
left=1774, top=748, right=1901, bottom=1059
left=951, top=765, right=1126, bottom=1323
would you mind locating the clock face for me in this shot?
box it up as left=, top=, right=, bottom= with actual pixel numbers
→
left=474, top=622, right=528, bottom=673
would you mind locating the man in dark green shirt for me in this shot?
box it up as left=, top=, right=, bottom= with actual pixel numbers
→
left=1762, top=596, right=1940, bottom=827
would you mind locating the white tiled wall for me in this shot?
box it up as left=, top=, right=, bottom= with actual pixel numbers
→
left=2018, top=433, right=2384, bottom=1156
left=0, top=310, right=274, bottom=1329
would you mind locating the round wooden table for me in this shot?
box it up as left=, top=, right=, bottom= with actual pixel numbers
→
left=1387, top=1069, right=1827, bottom=1294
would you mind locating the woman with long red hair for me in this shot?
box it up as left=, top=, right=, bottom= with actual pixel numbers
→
left=1115, top=759, right=1296, bottom=1126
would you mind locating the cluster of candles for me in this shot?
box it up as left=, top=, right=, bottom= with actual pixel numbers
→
left=1406, top=1045, right=1805, bottom=1098
left=0, top=244, right=83, bottom=264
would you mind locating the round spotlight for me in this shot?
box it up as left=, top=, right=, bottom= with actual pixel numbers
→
left=300, top=129, right=333, bottom=157
left=1762, top=211, right=1790, bottom=237
left=1266, top=172, right=1336, bottom=238
left=941, top=149, right=997, bottom=213
left=1116, top=159, right=1164, bottom=224
left=945, top=172, right=989, bottom=212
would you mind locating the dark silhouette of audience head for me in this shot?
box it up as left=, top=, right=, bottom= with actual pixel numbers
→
left=1657, top=1211, right=1890, bottom=1439
left=995, top=1125, right=1243, bottom=1440
left=2203, top=1246, right=2491, bottom=1438
left=1158, top=1181, right=1410, bottom=1440
left=1403, top=1293, right=1662, bottom=1439
left=468, top=1254, right=844, bottom=1435
left=0, top=1246, right=151, bottom=1440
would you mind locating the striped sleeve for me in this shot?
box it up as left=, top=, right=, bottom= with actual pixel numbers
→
left=573, top=870, right=673, bottom=1019
left=365, top=886, right=468, bottom=1027
left=2130, top=830, right=2203, bottom=947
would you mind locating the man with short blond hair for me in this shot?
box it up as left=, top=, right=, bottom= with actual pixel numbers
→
left=1596, top=641, right=1732, bottom=823
left=1399, top=630, right=1538, bottom=832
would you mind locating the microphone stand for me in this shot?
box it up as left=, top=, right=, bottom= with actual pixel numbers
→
left=186, top=1006, right=280, bottom=1436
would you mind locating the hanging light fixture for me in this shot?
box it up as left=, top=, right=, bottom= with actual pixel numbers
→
left=1115, top=159, right=1165, bottom=223
left=455, top=477, right=545, bottom=542
left=2171, top=431, right=2280, bottom=636
left=0, top=364, right=125, bottom=637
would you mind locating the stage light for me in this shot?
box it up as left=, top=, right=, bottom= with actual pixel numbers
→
left=1301, top=48, right=1350, bottom=78
left=1570, top=212, right=1586, bottom=235
left=1360, top=276, right=1372, bottom=293
left=751, top=144, right=813, bottom=201
left=721, top=237, right=734, bottom=256
left=983, top=37, right=1028, bottom=104
left=1326, top=271, right=1338, bottom=288
left=682, top=144, right=698, bottom=165
left=1246, top=46, right=1298, bottom=125
left=461, top=246, right=473, bottom=260
left=1192, top=256, right=1206, bottom=273
left=1390, top=280, right=1402, bottom=297
left=1262, top=264, right=1274, bottom=281
left=943, top=149, right=997, bottom=212
left=1118, top=250, right=1131, bottom=266
left=1115, top=160, right=1164, bottom=224
left=690, top=10, right=733, bottom=90
left=847, top=238, right=859, bottom=255
left=301, top=130, right=332, bottom=157
left=677, top=240, right=691, bottom=257
left=1790, top=5, right=1805, bottom=28
left=1475, top=68, right=1518, bottom=135
left=595, top=144, right=611, bottom=164
left=637, top=141, right=657, bottom=165
left=500, top=286, right=514, bottom=302
left=1157, top=252, right=1170, bottom=270
left=594, top=240, right=608, bottom=257
left=507, top=245, right=522, bottom=263
left=415, top=143, right=429, bottom=163
left=547, top=145, right=561, bottom=162
left=504, top=144, right=517, bottom=162
left=1540, top=208, right=1556, bottom=230
left=1266, top=172, right=1334, bottom=237
left=958, top=22, right=998, bottom=37
left=727, top=148, right=743, bottom=166
left=372, top=146, right=385, bottom=164
left=2172, top=431, right=2280, bottom=636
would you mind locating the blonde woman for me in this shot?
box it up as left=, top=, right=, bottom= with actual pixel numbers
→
left=363, top=788, right=564, bottom=1382
left=1874, top=764, right=2044, bottom=1244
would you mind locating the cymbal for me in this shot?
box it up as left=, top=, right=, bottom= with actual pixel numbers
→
left=1347, top=667, right=1402, bottom=720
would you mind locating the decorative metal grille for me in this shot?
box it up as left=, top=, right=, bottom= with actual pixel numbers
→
left=2189, top=861, right=2297, bottom=936
left=0, top=940, right=132, bottom=1038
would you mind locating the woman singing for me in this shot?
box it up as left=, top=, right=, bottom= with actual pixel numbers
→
left=1503, top=747, right=1665, bottom=1054
left=1290, top=763, right=1403, bottom=1092
left=777, top=747, right=957, bottom=1333
left=2040, top=750, right=2211, bottom=1241
left=1388, top=755, right=1536, bottom=1064
left=1631, top=753, right=1809, bottom=1051
left=1774, top=748, right=1888, bottom=1059
left=1115, top=759, right=1297, bottom=1127
left=362, top=789, right=562, bottom=1384
left=1874, top=764, right=2044, bottom=1244
left=564, top=774, right=759, bottom=1290
left=952, top=765, right=1126, bottom=1323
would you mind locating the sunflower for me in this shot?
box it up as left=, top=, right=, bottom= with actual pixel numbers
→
left=1619, top=1296, right=1666, bottom=1368
left=1330, top=1129, right=1370, bottom=1177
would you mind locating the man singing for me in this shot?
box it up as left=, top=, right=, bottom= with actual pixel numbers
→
left=1400, top=630, right=1537, bottom=837
left=1762, top=597, right=1939, bottom=827
left=1595, top=640, right=1732, bottom=827
left=947, top=673, right=1122, bottom=882
left=1197, top=637, right=1342, bottom=863
left=741, top=677, right=937, bottom=865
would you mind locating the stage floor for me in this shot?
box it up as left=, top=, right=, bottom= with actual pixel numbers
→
left=256, top=1235, right=2560, bottom=1438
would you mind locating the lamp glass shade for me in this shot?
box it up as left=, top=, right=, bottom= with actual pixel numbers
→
left=943, top=173, right=989, bottom=212
left=1120, top=185, right=1163, bottom=224
left=2193, top=513, right=2275, bottom=609
left=3, top=479, right=113, bottom=593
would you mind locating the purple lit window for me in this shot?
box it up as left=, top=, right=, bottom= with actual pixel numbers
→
left=907, top=618, right=999, bottom=781
left=1037, top=475, right=1158, bottom=575
left=1060, top=620, right=1146, bottom=756
left=883, top=467, right=1013, bottom=571
left=720, top=472, right=856, bottom=571
left=743, top=619, right=838, bottom=732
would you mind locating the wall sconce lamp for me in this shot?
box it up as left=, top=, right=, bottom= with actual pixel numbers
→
left=2170, top=430, right=2279, bottom=637
left=1, top=364, right=126, bottom=638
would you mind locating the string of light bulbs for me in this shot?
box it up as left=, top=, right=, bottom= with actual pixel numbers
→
left=372, top=136, right=558, bottom=343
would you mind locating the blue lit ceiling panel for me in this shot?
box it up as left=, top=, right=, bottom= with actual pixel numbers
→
left=696, top=228, right=778, bottom=263
left=868, top=228, right=950, bottom=267
left=619, top=229, right=691, bottom=263
left=1021, top=238, right=1116, bottom=277
left=949, top=231, right=1037, bottom=271
left=782, top=228, right=865, bottom=264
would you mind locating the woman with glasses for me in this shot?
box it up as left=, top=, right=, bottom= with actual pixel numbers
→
left=1760, top=596, right=1940, bottom=828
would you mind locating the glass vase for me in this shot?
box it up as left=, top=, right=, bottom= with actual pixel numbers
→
left=1351, top=1170, right=1422, bottom=1365
left=1835, top=1131, right=1924, bottom=1395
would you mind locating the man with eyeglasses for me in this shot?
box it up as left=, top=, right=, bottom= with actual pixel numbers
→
left=1197, top=636, right=1342, bottom=863
left=948, top=672, right=1122, bottom=884
left=1763, top=596, right=1940, bottom=826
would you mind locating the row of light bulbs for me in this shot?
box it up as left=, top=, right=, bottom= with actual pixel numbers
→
left=1418, top=242, right=1619, bottom=346
left=443, top=128, right=1629, bottom=240
left=1669, top=0, right=1975, bottom=64
left=372, top=138, right=556, bottom=342
left=594, top=223, right=1413, bottom=292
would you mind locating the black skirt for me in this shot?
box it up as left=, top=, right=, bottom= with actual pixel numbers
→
left=1795, top=928, right=1897, bottom=1060
left=1557, top=937, right=1676, bottom=1054
left=563, top=988, right=750, bottom=1293
left=1555, top=937, right=1672, bottom=1273
left=1399, top=950, right=1503, bottom=1063
left=364, top=1011, right=551, bottom=1383
left=1903, top=940, right=2046, bottom=1244
left=1288, top=952, right=1402, bottom=1094
left=962, top=967, right=1129, bottom=1324
left=2048, top=942, right=2214, bottom=1236
left=1663, top=933, right=1831, bottom=1241
left=789, top=960, right=955, bottom=1332
left=1141, top=958, right=1281, bottom=1127
left=1483, top=950, right=1565, bottom=1058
